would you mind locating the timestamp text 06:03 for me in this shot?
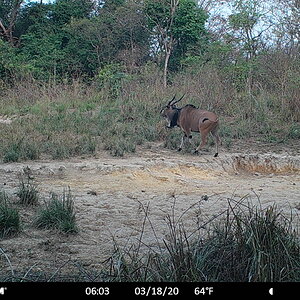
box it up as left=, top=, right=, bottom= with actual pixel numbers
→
left=85, top=287, right=110, bottom=296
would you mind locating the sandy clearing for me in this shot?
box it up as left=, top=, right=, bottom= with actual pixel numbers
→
left=0, top=143, right=300, bottom=276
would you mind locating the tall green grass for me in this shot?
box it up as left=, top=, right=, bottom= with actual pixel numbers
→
left=16, top=172, right=39, bottom=206
left=35, top=189, right=78, bottom=234
left=0, top=75, right=164, bottom=161
left=0, top=191, right=21, bottom=238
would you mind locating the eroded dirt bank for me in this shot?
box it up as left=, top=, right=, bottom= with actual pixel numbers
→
left=0, top=143, right=300, bottom=277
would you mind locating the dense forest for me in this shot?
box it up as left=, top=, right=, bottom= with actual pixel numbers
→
left=0, top=0, right=299, bottom=160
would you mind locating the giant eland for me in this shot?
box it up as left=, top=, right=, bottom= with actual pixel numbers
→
left=160, top=95, right=221, bottom=157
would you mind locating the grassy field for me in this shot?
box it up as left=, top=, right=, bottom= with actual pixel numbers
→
left=0, top=77, right=162, bottom=161
left=0, top=64, right=299, bottom=162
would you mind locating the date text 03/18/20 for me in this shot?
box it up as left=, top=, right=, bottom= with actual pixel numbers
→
left=134, top=286, right=180, bottom=297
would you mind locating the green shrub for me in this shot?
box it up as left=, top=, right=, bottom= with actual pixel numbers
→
left=197, top=204, right=300, bottom=282
left=35, top=189, right=78, bottom=234
left=16, top=173, right=39, bottom=205
left=163, top=130, right=182, bottom=150
left=0, top=191, right=21, bottom=238
left=3, top=140, right=40, bottom=163
left=288, top=124, right=300, bottom=139
left=3, top=143, right=21, bottom=163
left=103, top=134, right=136, bottom=157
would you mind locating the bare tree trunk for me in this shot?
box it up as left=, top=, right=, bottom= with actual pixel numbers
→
left=144, top=0, right=179, bottom=88
left=162, top=0, right=179, bottom=88
left=163, top=49, right=171, bottom=88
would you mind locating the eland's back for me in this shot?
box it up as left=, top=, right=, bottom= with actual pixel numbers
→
left=178, top=105, right=218, bottom=133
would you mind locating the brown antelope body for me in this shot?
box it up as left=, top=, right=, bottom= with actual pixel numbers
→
left=161, top=95, right=221, bottom=157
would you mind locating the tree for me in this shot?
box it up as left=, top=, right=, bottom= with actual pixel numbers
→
left=171, top=0, right=208, bottom=70
left=272, top=0, right=300, bottom=53
left=65, top=0, right=149, bottom=76
left=145, top=0, right=208, bottom=87
left=145, top=0, right=179, bottom=87
left=228, top=0, right=267, bottom=60
left=52, top=0, right=95, bottom=26
left=11, top=0, right=97, bottom=79
left=0, top=0, right=24, bottom=46
left=222, top=0, right=276, bottom=93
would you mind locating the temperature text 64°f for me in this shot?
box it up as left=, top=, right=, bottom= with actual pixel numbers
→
left=194, top=287, right=214, bottom=296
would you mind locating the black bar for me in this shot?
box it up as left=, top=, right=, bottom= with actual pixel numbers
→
left=0, top=282, right=298, bottom=298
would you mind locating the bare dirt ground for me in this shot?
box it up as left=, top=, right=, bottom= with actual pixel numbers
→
left=1, top=140, right=300, bottom=278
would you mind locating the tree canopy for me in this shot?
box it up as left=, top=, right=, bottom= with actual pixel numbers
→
left=0, top=0, right=299, bottom=86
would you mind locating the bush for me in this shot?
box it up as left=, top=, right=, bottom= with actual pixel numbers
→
left=198, top=204, right=300, bottom=282
left=35, top=189, right=78, bottom=234
left=3, top=143, right=20, bottom=163
left=288, top=124, right=300, bottom=139
left=3, top=139, right=40, bottom=163
left=103, top=135, right=136, bottom=157
left=163, top=129, right=182, bottom=151
left=0, top=191, right=21, bottom=238
left=16, top=173, right=39, bottom=205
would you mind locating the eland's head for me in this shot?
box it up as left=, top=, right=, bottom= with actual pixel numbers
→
left=160, top=94, right=185, bottom=128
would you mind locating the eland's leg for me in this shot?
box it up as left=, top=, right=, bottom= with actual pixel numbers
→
left=178, top=133, right=188, bottom=151
left=194, top=130, right=209, bottom=154
left=211, top=128, right=221, bottom=157
left=178, top=130, right=192, bottom=151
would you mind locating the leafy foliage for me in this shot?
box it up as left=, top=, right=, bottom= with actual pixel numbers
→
left=145, top=0, right=208, bottom=71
